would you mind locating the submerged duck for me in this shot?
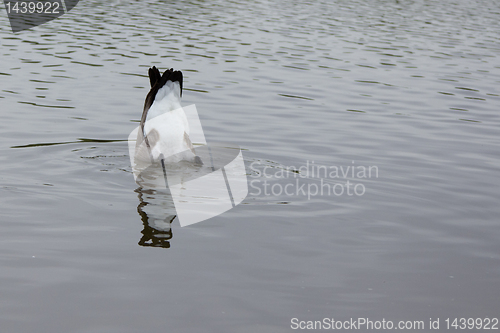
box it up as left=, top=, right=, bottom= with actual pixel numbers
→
left=134, top=67, right=201, bottom=165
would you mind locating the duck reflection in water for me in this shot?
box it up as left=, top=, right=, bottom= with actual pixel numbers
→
left=136, top=188, right=176, bottom=248
left=133, top=159, right=206, bottom=248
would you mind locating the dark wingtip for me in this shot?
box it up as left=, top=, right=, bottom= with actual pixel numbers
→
left=142, top=67, right=184, bottom=131
left=148, top=66, right=161, bottom=88
left=148, top=67, right=184, bottom=95
left=161, top=68, right=183, bottom=97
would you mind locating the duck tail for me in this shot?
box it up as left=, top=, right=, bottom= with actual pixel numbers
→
left=140, top=67, right=184, bottom=150
left=143, top=67, right=183, bottom=114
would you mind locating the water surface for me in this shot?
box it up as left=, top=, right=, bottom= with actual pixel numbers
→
left=1, top=0, right=500, bottom=332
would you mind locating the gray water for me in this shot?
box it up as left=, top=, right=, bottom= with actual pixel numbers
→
left=1, top=0, right=500, bottom=332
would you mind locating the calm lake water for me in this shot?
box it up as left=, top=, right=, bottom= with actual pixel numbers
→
left=1, top=0, right=500, bottom=332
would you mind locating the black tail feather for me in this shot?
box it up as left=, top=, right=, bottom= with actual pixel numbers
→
left=159, top=68, right=183, bottom=97
left=143, top=67, right=183, bottom=115
left=148, top=66, right=161, bottom=88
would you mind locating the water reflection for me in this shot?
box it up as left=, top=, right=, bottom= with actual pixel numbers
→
left=136, top=188, right=175, bottom=249
left=130, top=138, right=248, bottom=232
left=133, top=157, right=178, bottom=249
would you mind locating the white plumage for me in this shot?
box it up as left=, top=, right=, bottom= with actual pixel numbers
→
left=134, top=67, right=200, bottom=165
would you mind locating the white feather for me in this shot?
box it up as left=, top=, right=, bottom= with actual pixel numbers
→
left=140, top=80, right=196, bottom=163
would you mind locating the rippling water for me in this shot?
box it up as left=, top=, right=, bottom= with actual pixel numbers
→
left=1, top=0, right=500, bottom=332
